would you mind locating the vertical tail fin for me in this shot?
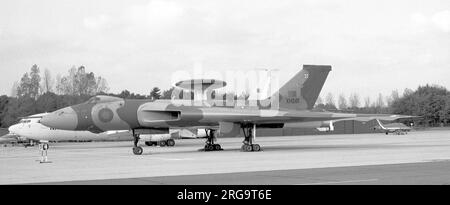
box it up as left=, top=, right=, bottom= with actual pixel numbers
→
left=270, top=65, right=331, bottom=110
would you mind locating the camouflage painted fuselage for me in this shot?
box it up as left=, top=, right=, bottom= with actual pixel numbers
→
left=41, top=95, right=398, bottom=134
left=40, top=65, right=413, bottom=135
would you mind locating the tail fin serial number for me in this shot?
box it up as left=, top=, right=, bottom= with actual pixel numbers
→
left=286, top=98, right=300, bottom=104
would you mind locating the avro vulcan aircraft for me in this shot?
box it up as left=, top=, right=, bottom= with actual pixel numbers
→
left=41, top=65, right=412, bottom=155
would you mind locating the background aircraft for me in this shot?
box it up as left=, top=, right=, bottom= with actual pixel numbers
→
left=0, top=134, right=18, bottom=146
left=8, top=113, right=205, bottom=148
left=41, top=65, right=413, bottom=155
left=374, top=119, right=412, bottom=135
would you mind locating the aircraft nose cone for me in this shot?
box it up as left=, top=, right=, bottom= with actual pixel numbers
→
left=40, top=107, right=78, bottom=130
left=8, top=125, right=17, bottom=134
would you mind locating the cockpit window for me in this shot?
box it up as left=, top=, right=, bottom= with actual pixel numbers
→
left=86, top=97, right=101, bottom=104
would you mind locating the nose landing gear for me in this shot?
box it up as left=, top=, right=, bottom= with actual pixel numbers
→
left=132, top=130, right=143, bottom=155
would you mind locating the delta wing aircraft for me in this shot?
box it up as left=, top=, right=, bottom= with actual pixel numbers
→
left=41, top=65, right=412, bottom=155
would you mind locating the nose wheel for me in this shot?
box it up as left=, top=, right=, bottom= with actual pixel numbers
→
left=132, top=130, right=143, bottom=155
left=133, top=146, right=143, bottom=155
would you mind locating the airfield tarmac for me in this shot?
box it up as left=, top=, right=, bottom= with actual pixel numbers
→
left=1, top=130, right=450, bottom=185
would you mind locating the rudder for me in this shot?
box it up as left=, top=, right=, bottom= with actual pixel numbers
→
left=270, top=64, right=331, bottom=110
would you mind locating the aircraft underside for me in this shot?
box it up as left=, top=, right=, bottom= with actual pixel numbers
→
left=131, top=123, right=262, bottom=155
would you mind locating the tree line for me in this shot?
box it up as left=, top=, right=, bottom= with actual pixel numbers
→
left=0, top=65, right=174, bottom=128
left=314, top=90, right=400, bottom=114
left=11, top=64, right=110, bottom=98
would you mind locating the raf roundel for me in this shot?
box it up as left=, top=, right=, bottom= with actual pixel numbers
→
left=98, top=108, right=114, bottom=123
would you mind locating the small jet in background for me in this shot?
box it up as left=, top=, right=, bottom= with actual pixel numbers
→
left=374, top=119, right=412, bottom=135
left=7, top=113, right=206, bottom=148
left=0, top=134, right=19, bottom=146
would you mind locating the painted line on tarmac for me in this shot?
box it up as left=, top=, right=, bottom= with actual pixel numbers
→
left=295, top=178, right=379, bottom=185
left=151, top=157, right=194, bottom=161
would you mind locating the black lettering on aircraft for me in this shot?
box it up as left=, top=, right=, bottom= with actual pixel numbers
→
left=286, top=98, right=300, bottom=104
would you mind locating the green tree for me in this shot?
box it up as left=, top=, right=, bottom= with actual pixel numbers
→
left=0, top=95, right=9, bottom=127
left=0, top=97, right=19, bottom=128
left=338, top=94, right=347, bottom=110
left=35, top=92, right=58, bottom=113
left=96, top=76, right=109, bottom=94
left=29, top=64, right=41, bottom=99
left=150, top=87, right=161, bottom=100
left=440, top=95, right=450, bottom=124
left=16, top=64, right=42, bottom=99
left=118, top=90, right=132, bottom=99
left=161, top=87, right=175, bottom=99
left=348, top=93, right=360, bottom=108
left=41, top=68, right=54, bottom=94
left=56, top=66, right=109, bottom=96
left=17, top=73, right=31, bottom=98
left=74, top=66, right=97, bottom=95
left=324, top=92, right=337, bottom=110
left=392, top=84, right=450, bottom=126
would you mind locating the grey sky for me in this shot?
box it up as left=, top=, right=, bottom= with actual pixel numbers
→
left=0, top=0, right=449, bottom=102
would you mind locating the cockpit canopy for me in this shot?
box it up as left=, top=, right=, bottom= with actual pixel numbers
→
left=19, top=119, right=32, bottom=123
left=85, top=95, right=122, bottom=104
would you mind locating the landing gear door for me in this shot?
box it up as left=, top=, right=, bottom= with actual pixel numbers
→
left=219, top=122, right=241, bottom=138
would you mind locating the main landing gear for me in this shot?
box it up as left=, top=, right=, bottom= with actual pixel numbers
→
left=241, top=124, right=261, bottom=152
left=144, top=139, right=176, bottom=147
left=132, top=130, right=143, bottom=155
left=203, top=129, right=223, bottom=151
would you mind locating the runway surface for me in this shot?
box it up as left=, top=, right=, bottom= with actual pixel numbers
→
left=2, top=130, right=450, bottom=185
left=33, top=161, right=450, bottom=185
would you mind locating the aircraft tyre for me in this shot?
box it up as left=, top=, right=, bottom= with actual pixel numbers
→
left=133, top=146, right=143, bottom=155
left=214, top=144, right=221, bottom=150
left=241, top=124, right=262, bottom=152
left=159, top=141, right=167, bottom=147
left=202, top=129, right=222, bottom=151
left=242, top=144, right=252, bottom=152
left=167, top=139, right=175, bottom=147
left=205, top=144, right=214, bottom=151
left=241, top=144, right=261, bottom=152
